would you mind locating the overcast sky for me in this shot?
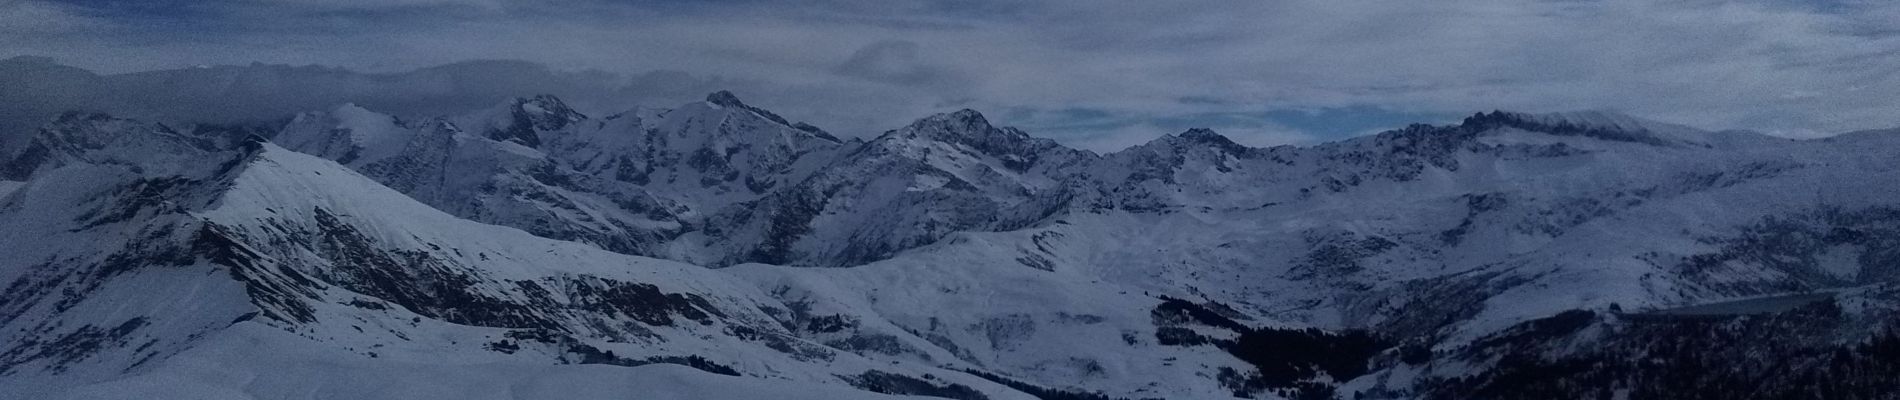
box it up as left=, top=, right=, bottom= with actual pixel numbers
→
left=5, top=0, right=1899, bottom=151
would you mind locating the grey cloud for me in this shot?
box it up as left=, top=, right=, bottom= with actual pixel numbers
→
left=833, top=40, right=959, bottom=87
left=6, top=0, right=1900, bottom=152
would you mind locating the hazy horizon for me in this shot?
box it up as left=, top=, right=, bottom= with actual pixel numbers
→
left=7, top=0, right=1899, bottom=152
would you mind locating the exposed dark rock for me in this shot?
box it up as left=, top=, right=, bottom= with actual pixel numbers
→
left=839, top=370, right=988, bottom=400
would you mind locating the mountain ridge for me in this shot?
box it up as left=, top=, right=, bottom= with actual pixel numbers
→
left=5, top=92, right=1900, bottom=399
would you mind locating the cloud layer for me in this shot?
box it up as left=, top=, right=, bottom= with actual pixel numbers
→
left=4, top=0, right=1898, bottom=151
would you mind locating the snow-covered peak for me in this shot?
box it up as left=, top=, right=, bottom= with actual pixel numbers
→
left=1104, top=128, right=1255, bottom=177
left=1, top=111, right=223, bottom=180
left=903, top=109, right=1014, bottom=140
left=450, top=94, right=586, bottom=149
left=1160, top=128, right=1249, bottom=152
left=878, top=109, right=1078, bottom=167
left=512, top=94, right=586, bottom=127
left=687, top=91, right=832, bottom=142
left=535, top=91, right=850, bottom=220
left=274, top=103, right=418, bottom=165
left=646, top=91, right=843, bottom=153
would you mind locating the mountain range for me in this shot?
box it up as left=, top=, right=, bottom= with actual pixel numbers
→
left=4, top=85, right=1900, bottom=399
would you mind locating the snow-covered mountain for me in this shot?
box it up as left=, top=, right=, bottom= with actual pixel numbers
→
left=692, top=109, right=1093, bottom=267
left=4, top=93, right=1900, bottom=399
left=0, top=115, right=1036, bottom=400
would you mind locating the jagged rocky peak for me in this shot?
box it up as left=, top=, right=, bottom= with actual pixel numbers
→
left=1177, top=127, right=1221, bottom=140
left=510, top=94, right=586, bottom=128
left=666, top=90, right=840, bottom=148
left=872, top=108, right=1102, bottom=174
left=704, top=90, right=746, bottom=108
left=790, top=121, right=835, bottom=140
left=1120, top=128, right=1252, bottom=160
left=915, top=109, right=1003, bottom=135
left=2, top=111, right=228, bottom=179
left=893, top=108, right=1041, bottom=150
left=1177, top=127, right=1248, bottom=149
left=467, top=94, right=586, bottom=148
left=0, top=111, right=252, bottom=181
left=1463, top=110, right=1634, bottom=133
left=694, top=90, right=832, bottom=141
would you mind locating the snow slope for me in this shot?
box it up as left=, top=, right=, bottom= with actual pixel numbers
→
left=16, top=326, right=919, bottom=400
left=0, top=122, right=1036, bottom=399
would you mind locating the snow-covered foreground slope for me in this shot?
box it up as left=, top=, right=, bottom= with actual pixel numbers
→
left=6, top=103, right=1900, bottom=399
left=10, top=325, right=919, bottom=400
left=0, top=123, right=1037, bottom=399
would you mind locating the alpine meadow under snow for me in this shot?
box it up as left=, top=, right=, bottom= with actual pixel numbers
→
left=5, top=55, right=1900, bottom=400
